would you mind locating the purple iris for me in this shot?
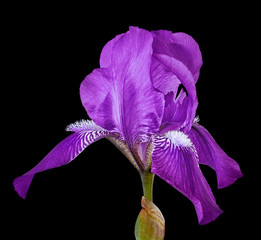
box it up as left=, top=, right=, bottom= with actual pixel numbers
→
left=13, top=27, right=242, bottom=225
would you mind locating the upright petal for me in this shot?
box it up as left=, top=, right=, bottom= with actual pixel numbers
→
left=151, top=30, right=201, bottom=132
left=151, top=131, right=223, bottom=225
left=99, top=33, right=123, bottom=68
left=188, top=123, right=243, bottom=188
left=160, top=90, right=188, bottom=132
left=13, top=120, right=115, bottom=199
left=153, top=53, right=198, bottom=132
left=150, top=55, right=181, bottom=97
left=81, top=27, right=164, bottom=148
left=152, top=30, right=202, bottom=82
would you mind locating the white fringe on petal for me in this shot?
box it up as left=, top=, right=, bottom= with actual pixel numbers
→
left=194, top=116, right=200, bottom=124
left=164, top=131, right=193, bottom=148
left=65, top=119, right=106, bottom=132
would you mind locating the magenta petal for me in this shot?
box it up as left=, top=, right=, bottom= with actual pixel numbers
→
left=13, top=121, right=112, bottom=199
left=188, top=123, right=243, bottom=188
left=151, top=132, right=223, bottom=225
left=81, top=27, right=164, bottom=147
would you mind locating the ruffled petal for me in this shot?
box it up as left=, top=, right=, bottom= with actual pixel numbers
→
left=150, top=55, right=181, bottom=96
left=151, top=131, right=223, bottom=225
left=81, top=27, right=164, bottom=148
left=160, top=90, right=188, bottom=132
left=153, top=53, right=198, bottom=132
left=13, top=120, right=114, bottom=199
left=188, top=123, right=243, bottom=188
left=152, top=30, right=202, bottom=82
left=151, top=30, right=201, bottom=132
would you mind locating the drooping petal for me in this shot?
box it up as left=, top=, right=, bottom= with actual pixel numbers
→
left=152, top=30, right=203, bottom=82
left=13, top=120, right=115, bottom=199
left=151, top=131, right=223, bottom=225
left=153, top=53, right=198, bottom=132
left=80, top=27, right=164, bottom=148
left=188, top=123, right=243, bottom=188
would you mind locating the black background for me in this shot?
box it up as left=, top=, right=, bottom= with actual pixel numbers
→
left=4, top=3, right=258, bottom=239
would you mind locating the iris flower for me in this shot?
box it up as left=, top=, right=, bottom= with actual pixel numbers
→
left=13, top=27, right=242, bottom=230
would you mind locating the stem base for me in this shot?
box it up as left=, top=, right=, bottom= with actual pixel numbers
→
left=134, top=196, right=165, bottom=240
left=140, top=171, right=154, bottom=201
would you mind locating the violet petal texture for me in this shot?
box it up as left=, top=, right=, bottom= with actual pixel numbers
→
left=188, top=123, right=243, bottom=188
left=99, top=32, right=124, bottom=68
left=153, top=53, right=198, bottom=132
left=152, top=30, right=203, bottom=82
left=80, top=27, right=164, bottom=148
left=13, top=120, right=115, bottom=199
left=160, top=91, right=188, bottom=132
left=151, top=131, right=223, bottom=225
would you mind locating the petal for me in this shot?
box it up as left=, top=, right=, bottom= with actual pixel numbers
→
left=151, top=131, right=223, bottom=225
left=13, top=120, right=113, bottom=199
left=161, top=91, right=188, bottom=132
left=152, top=30, right=203, bottom=82
left=171, top=32, right=202, bottom=82
left=151, top=30, right=202, bottom=132
left=99, top=33, right=123, bottom=68
left=153, top=53, right=198, bottom=132
left=80, top=68, right=120, bottom=132
left=150, top=55, right=181, bottom=96
left=81, top=27, right=164, bottom=148
left=188, top=123, right=243, bottom=188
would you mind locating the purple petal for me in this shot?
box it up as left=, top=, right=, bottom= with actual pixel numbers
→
left=81, top=27, right=164, bottom=148
left=188, top=123, right=243, bottom=188
left=151, top=132, right=223, bottom=225
left=160, top=90, right=188, bottom=132
left=152, top=30, right=203, bottom=82
left=13, top=120, right=112, bottom=199
left=153, top=53, right=198, bottom=132
left=99, top=33, right=123, bottom=68
left=150, top=55, right=181, bottom=96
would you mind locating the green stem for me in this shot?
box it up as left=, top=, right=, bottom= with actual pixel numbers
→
left=140, top=171, right=154, bottom=202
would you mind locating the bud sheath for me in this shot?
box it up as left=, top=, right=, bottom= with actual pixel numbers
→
left=135, top=196, right=165, bottom=240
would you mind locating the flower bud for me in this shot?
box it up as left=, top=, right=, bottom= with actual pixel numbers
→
left=135, top=196, right=165, bottom=240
